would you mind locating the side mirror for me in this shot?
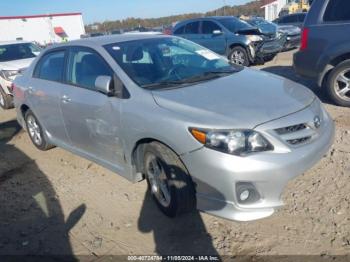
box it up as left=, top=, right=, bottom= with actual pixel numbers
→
left=95, top=75, right=113, bottom=96
left=213, top=30, right=223, bottom=35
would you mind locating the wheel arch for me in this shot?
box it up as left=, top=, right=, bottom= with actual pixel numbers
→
left=319, top=55, right=350, bottom=87
left=20, top=104, right=30, bottom=118
left=131, top=138, right=183, bottom=180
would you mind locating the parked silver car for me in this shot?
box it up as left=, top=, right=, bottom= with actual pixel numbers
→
left=13, top=34, right=334, bottom=221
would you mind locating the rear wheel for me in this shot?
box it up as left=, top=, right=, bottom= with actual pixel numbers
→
left=25, top=110, right=53, bottom=150
left=228, top=46, right=250, bottom=66
left=143, top=142, right=196, bottom=217
left=0, top=87, right=13, bottom=110
left=326, top=60, right=350, bottom=107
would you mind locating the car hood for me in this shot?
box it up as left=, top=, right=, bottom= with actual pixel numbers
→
left=152, top=68, right=315, bottom=129
left=278, top=25, right=301, bottom=36
left=0, top=57, right=36, bottom=71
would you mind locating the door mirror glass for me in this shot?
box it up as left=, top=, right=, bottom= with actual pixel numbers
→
left=213, top=30, right=222, bottom=35
left=95, top=75, right=113, bottom=96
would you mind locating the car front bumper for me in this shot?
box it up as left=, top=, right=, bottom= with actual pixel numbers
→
left=181, top=102, right=335, bottom=222
left=284, top=35, right=300, bottom=50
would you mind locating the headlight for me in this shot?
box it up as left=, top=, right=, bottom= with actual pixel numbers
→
left=246, top=35, right=263, bottom=42
left=190, top=128, right=273, bottom=156
left=0, top=70, right=19, bottom=81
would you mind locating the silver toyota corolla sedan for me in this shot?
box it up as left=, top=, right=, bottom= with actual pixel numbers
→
left=13, top=34, right=334, bottom=221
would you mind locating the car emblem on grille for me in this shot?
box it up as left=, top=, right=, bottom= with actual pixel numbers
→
left=314, top=116, right=321, bottom=129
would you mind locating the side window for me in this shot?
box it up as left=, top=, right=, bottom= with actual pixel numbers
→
left=67, top=48, right=113, bottom=90
left=324, top=0, right=350, bottom=22
left=184, top=22, right=200, bottom=34
left=173, top=25, right=185, bottom=35
left=34, top=51, right=65, bottom=82
left=202, top=21, right=221, bottom=34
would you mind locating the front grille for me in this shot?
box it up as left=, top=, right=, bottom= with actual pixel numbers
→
left=287, top=136, right=312, bottom=145
left=275, top=123, right=315, bottom=146
left=275, top=124, right=307, bottom=135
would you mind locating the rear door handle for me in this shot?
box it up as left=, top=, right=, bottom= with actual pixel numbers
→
left=61, top=95, right=71, bottom=103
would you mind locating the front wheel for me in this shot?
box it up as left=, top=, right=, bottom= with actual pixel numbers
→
left=143, top=142, right=196, bottom=217
left=326, top=60, right=350, bottom=107
left=228, top=46, right=250, bottom=66
left=25, top=110, right=53, bottom=151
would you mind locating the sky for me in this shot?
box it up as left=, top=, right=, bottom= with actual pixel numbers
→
left=0, top=0, right=251, bottom=24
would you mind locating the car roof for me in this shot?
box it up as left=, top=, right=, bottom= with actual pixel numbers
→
left=0, top=40, right=33, bottom=46
left=47, top=33, right=170, bottom=49
left=174, top=16, right=238, bottom=28
left=177, top=16, right=237, bottom=22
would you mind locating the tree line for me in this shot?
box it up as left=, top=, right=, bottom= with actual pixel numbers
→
left=85, top=0, right=264, bottom=33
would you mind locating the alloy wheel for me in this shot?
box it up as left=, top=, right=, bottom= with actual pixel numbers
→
left=334, top=69, right=350, bottom=102
left=145, top=154, right=171, bottom=208
left=230, top=50, right=246, bottom=65
left=26, top=115, right=42, bottom=146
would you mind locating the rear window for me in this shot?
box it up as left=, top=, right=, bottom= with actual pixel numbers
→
left=173, top=22, right=200, bottom=35
left=324, top=0, right=350, bottom=22
left=173, top=25, right=184, bottom=35
left=184, top=21, right=200, bottom=34
left=0, top=43, right=41, bottom=62
left=34, top=51, right=65, bottom=82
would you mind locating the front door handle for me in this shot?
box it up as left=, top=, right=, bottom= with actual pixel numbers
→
left=61, top=95, right=71, bottom=103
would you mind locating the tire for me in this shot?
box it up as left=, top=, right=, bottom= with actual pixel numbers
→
left=0, top=87, right=13, bottom=110
left=326, top=60, right=350, bottom=107
left=25, top=110, right=53, bottom=151
left=228, top=46, right=250, bottom=66
left=143, top=142, right=196, bottom=217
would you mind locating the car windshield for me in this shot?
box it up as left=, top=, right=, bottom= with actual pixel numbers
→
left=105, top=37, right=241, bottom=89
left=218, top=18, right=253, bottom=33
left=247, top=19, right=276, bottom=33
left=248, top=18, right=270, bottom=27
left=0, top=43, right=41, bottom=62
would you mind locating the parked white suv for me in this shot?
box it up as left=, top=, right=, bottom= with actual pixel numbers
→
left=0, top=41, right=41, bottom=109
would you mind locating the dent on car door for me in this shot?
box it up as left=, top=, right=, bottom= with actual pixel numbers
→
left=60, top=47, right=125, bottom=169
left=29, top=49, right=70, bottom=144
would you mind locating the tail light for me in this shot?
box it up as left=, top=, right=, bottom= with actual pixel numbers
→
left=300, top=27, right=309, bottom=51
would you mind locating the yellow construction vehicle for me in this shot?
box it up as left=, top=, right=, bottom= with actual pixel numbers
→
left=279, top=0, right=310, bottom=17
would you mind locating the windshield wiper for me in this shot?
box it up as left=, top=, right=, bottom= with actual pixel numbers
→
left=142, top=69, right=237, bottom=90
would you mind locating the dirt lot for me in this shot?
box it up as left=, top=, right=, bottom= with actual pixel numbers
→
left=0, top=50, right=349, bottom=260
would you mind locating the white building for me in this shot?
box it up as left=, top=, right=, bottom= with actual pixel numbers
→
left=261, top=0, right=288, bottom=21
left=0, top=13, right=85, bottom=45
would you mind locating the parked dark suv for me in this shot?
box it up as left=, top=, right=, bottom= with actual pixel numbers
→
left=294, top=0, right=350, bottom=107
left=273, top=13, right=307, bottom=28
left=173, top=17, right=284, bottom=66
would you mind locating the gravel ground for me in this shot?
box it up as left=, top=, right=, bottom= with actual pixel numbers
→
left=0, top=50, right=349, bottom=260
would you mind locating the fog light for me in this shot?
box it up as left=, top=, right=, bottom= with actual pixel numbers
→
left=236, top=182, right=261, bottom=204
left=239, top=190, right=250, bottom=201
